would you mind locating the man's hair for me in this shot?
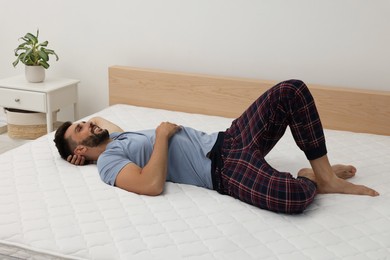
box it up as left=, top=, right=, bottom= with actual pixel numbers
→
left=53, top=121, right=76, bottom=160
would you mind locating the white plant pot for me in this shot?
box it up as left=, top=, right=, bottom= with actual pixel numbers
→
left=25, top=65, right=45, bottom=83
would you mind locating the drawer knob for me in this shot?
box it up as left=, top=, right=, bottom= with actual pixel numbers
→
left=15, top=98, right=20, bottom=102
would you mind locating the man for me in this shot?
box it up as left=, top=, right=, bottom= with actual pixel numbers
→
left=54, top=80, right=379, bottom=214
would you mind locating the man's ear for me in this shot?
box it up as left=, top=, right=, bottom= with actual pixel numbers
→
left=74, top=145, right=88, bottom=156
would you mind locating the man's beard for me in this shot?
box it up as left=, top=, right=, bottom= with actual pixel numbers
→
left=81, top=128, right=109, bottom=147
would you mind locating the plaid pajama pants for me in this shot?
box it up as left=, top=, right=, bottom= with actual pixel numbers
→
left=214, top=79, right=327, bottom=214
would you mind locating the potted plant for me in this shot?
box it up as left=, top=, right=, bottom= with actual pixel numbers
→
left=12, top=29, right=59, bottom=83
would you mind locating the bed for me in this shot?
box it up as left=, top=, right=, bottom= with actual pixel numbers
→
left=0, top=66, right=389, bottom=259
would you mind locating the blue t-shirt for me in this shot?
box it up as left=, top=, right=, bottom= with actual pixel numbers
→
left=97, top=127, right=218, bottom=189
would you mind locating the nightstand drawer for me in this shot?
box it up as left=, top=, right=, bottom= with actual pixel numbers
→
left=0, top=88, right=46, bottom=112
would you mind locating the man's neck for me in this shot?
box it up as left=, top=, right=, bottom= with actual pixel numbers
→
left=87, top=138, right=113, bottom=161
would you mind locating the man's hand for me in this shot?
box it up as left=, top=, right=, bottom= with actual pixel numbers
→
left=67, top=154, right=86, bottom=166
left=155, top=122, right=182, bottom=139
left=89, top=117, right=124, bottom=133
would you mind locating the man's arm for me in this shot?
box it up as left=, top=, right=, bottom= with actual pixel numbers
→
left=89, top=116, right=124, bottom=133
left=114, top=122, right=181, bottom=196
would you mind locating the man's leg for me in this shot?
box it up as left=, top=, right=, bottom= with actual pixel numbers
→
left=221, top=147, right=317, bottom=214
left=225, top=79, right=326, bottom=158
left=220, top=79, right=378, bottom=214
left=220, top=80, right=321, bottom=213
left=235, top=79, right=378, bottom=196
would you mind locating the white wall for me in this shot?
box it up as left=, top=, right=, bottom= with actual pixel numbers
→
left=1, top=0, right=389, bottom=121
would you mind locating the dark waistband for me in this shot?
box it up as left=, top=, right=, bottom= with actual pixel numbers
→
left=208, top=132, right=225, bottom=191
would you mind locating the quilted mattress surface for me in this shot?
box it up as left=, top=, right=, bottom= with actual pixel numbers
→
left=0, top=104, right=389, bottom=260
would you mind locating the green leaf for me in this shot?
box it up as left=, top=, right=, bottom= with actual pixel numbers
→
left=19, top=36, right=29, bottom=43
left=22, top=49, right=33, bottom=63
left=38, top=40, right=48, bottom=47
left=43, top=48, right=59, bottom=61
left=24, top=32, right=37, bottom=44
left=14, top=43, right=30, bottom=54
left=39, top=60, right=49, bottom=69
left=12, top=58, right=20, bottom=67
left=16, top=42, right=29, bottom=49
left=38, top=50, right=49, bottom=61
left=19, top=53, right=28, bottom=65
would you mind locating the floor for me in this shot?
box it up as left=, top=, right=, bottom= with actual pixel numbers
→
left=0, top=111, right=31, bottom=154
left=0, top=127, right=62, bottom=155
left=0, top=131, right=31, bottom=154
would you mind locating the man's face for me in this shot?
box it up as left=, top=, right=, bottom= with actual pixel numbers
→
left=65, top=120, right=109, bottom=149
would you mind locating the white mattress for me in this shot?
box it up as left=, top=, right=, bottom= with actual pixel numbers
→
left=0, top=104, right=389, bottom=260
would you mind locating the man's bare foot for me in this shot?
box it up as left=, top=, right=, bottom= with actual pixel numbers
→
left=308, top=155, right=379, bottom=197
left=298, top=164, right=355, bottom=180
left=331, top=164, right=356, bottom=179
left=298, top=164, right=379, bottom=197
left=319, top=177, right=379, bottom=197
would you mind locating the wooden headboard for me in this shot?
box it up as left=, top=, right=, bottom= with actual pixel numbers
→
left=109, top=65, right=390, bottom=136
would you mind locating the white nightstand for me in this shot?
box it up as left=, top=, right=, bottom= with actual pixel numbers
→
left=0, top=75, right=79, bottom=133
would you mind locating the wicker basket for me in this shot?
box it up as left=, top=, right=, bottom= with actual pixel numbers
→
left=5, top=108, right=57, bottom=139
